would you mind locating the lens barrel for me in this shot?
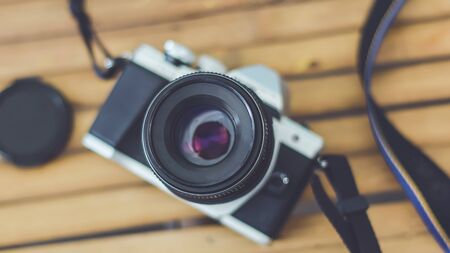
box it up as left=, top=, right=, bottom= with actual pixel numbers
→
left=142, top=72, right=273, bottom=204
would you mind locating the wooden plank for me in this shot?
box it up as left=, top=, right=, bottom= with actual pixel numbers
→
left=0, top=0, right=271, bottom=43
left=310, top=104, right=450, bottom=154
left=290, top=60, right=450, bottom=116
left=0, top=144, right=448, bottom=247
left=67, top=110, right=96, bottom=150
left=0, top=2, right=449, bottom=81
left=0, top=70, right=112, bottom=109
left=0, top=152, right=141, bottom=203
left=0, top=185, right=201, bottom=247
left=232, top=233, right=441, bottom=253
left=42, top=71, right=114, bottom=109
left=213, top=19, right=450, bottom=75
left=237, top=233, right=441, bottom=253
left=1, top=202, right=441, bottom=253
left=1, top=0, right=449, bottom=44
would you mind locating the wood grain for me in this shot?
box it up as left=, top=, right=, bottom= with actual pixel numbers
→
left=1, top=0, right=449, bottom=45
left=310, top=104, right=450, bottom=154
left=1, top=202, right=441, bottom=253
left=0, top=152, right=141, bottom=203
left=0, top=0, right=272, bottom=43
left=0, top=185, right=201, bottom=247
left=0, top=1, right=449, bottom=81
left=212, top=19, right=450, bottom=75
left=0, top=70, right=112, bottom=108
left=290, top=60, right=450, bottom=116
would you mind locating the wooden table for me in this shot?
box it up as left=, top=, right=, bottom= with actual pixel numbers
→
left=0, top=0, right=449, bottom=252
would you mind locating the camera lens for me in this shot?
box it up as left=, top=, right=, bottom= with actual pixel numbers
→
left=179, top=108, right=234, bottom=165
left=142, top=73, right=273, bottom=204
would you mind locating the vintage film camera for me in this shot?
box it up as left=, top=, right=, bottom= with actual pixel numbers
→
left=83, top=41, right=323, bottom=244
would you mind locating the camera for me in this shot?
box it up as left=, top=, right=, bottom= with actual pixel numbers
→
left=83, top=41, right=323, bottom=244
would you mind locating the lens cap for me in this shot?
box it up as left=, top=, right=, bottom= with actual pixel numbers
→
left=0, top=77, right=73, bottom=167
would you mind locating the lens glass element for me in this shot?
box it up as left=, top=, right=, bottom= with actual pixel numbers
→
left=178, top=108, right=234, bottom=166
left=192, top=121, right=230, bottom=159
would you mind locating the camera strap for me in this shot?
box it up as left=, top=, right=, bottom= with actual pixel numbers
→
left=312, top=155, right=381, bottom=253
left=358, top=0, right=450, bottom=251
left=313, top=0, right=450, bottom=252
left=69, top=0, right=126, bottom=79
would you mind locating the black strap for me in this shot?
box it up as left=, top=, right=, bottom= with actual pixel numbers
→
left=358, top=0, right=450, bottom=251
left=69, top=0, right=126, bottom=79
left=312, top=155, right=381, bottom=253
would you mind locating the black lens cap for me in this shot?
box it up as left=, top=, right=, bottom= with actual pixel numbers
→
left=0, top=77, right=73, bottom=167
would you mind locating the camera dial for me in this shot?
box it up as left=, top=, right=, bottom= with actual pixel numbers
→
left=163, top=40, right=196, bottom=66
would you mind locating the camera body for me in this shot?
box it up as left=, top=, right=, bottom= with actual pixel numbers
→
left=83, top=42, right=323, bottom=244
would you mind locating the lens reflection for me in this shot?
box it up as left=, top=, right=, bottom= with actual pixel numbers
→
left=192, top=121, right=230, bottom=160
left=179, top=108, right=234, bottom=166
